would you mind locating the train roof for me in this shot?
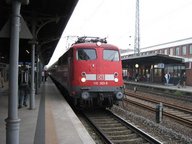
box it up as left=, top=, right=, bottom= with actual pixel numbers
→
left=69, top=36, right=119, bottom=50
left=71, top=42, right=119, bottom=50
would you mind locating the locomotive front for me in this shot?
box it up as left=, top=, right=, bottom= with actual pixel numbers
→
left=70, top=37, right=124, bottom=107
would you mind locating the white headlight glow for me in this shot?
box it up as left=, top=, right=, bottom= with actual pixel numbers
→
left=114, top=78, right=118, bottom=82
left=81, top=77, right=86, bottom=82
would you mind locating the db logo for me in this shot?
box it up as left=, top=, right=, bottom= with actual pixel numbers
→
left=97, top=74, right=104, bottom=80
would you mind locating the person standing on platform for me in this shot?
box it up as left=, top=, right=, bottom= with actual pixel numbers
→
left=177, top=73, right=182, bottom=88
left=164, top=72, right=170, bottom=85
left=41, top=70, right=45, bottom=82
left=18, top=65, right=30, bottom=109
left=146, top=73, right=150, bottom=82
left=182, top=72, right=187, bottom=87
left=45, top=70, right=48, bottom=81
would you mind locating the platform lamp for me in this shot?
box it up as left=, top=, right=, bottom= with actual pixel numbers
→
left=135, top=63, right=139, bottom=73
left=135, top=63, right=139, bottom=68
left=134, top=63, right=139, bottom=82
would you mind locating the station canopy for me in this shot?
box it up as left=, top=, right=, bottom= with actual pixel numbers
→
left=0, top=0, right=79, bottom=65
left=122, top=53, right=184, bottom=68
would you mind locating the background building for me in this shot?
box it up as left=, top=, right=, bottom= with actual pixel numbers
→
left=121, top=37, right=192, bottom=86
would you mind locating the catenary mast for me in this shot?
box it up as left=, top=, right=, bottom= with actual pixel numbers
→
left=134, top=0, right=140, bottom=55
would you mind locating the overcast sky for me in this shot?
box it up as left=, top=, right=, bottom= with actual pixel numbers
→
left=47, top=0, right=192, bottom=67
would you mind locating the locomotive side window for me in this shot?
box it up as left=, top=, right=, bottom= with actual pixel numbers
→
left=76, top=49, right=97, bottom=60
left=103, top=50, right=120, bottom=61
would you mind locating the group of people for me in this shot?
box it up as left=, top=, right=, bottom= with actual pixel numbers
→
left=41, top=70, right=48, bottom=82
left=164, top=72, right=187, bottom=88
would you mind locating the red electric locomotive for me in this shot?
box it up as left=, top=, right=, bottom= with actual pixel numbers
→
left=51, top=36, right=124, bottom=107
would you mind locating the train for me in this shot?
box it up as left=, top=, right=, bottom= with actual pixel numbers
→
left=50, top=36, right=124, bottom=108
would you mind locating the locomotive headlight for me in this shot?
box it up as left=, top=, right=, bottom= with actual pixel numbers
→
left=81, top=77, right=86, bottom=82
left=96, top=41, right=101, bottom=46
left=114, top=77, right=118, bottom=82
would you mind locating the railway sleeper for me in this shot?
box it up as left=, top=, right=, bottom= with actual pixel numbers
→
left=108, top=133, right=138, bottom=140
left=112, top=137, right=146, bottom=144
left=181, top=116, right=192, bottom=119
left=94, top=120, right=119, bottom=124
left=100, top=126, right=128, bottom=131
left=96, top=123, right=123, bottom=128
left=104, top=130, right=132, bottom=135
left=89, top=117, right=112, bottom=120
left=168, top=112, right=188, bottom=116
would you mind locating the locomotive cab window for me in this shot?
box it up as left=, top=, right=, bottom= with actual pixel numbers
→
left=76, top=48, right=97, bottom=60
left=103, top=49, right=120, bottom=61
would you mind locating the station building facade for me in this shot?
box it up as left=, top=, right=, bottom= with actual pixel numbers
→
left=121, top=37, right=192, bottom=86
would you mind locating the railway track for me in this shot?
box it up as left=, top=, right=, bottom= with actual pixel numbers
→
left=125, top=90, right=192, bottom=128
left=82, top=109, right=162, bottom=144
left=124, top=83, right=192, bottom=102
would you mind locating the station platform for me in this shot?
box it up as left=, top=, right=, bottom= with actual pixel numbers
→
left=124, top=80, right=192, bottom=93
left=0, top=78, right=95, bottom=144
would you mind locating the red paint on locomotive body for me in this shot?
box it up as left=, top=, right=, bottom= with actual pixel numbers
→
left=51, top=37, right=124, bottom=107
left=72, top=43, right=123, bottom=87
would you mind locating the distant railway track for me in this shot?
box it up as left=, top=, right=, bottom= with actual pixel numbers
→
left=124, top=90, right=192, bottom=128
left=124, top=82, right=192, bottom=102
left=81, top=109, right=162, bottom=144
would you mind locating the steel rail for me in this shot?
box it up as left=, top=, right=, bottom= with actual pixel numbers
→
left=81, top=111, right=113, bottom=144
left=124, top=95, right=192, bottom=128
left=125, top=90, right=192, bottom=114
left=81, top=109, right=162, bottom=144
left=107, top=110, right=163, bottom=144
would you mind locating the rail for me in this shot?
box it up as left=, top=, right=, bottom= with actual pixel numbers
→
left=125, top=91, right=192, bottom=128
left=81, top=109, right=162, bottom=144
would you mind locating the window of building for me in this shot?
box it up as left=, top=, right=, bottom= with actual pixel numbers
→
left=170, top=48, right=173, bottom=55
left=182, top=46, right=187, bottom=55
left=160, top=49, right=164, bottom=54
left=154, top=68, right=161, bottom=77
left=175, top=47, right=180, bottom=56
left=165, top=49, right=168, bottom=55
left=190, top=45, right=192, bottom=54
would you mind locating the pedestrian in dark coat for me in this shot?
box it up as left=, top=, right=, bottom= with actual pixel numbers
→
left=18, top=66, right=30, bottom=108
left=182, top=72, right=187, bottom=87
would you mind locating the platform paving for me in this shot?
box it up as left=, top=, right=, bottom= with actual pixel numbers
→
left=125, top=80, right=192, bottom=93
left=0, top=79, right=95, bottom=144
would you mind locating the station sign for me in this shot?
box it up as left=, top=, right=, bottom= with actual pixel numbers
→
left=157, top=63, right=164, bottom=68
